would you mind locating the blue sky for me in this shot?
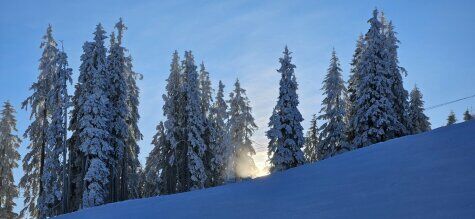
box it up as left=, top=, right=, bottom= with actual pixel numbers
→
left=1, top=0, right=474, bottom=212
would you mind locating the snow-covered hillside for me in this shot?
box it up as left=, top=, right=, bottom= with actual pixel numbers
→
left=58, top=121, right=475, bottom=219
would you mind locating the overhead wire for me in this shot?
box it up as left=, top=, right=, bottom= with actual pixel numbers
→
left=426, top=94, right=475, bottom=110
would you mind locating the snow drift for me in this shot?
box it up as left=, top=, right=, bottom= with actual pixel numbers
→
left=58, top=121, right=475, bottom=218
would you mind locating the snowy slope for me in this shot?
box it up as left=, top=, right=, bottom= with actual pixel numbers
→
left=59, top=121, right=475, bottom=219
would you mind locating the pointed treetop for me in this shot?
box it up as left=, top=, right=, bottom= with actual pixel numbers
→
left=94, top=23, right=107, bottom=43
left=171, top=50, right=180, bottom=67
left=282, top=45, right=292, bottom=60
left=42, top=24, right=57, bottom=48
left=368, top=8, right=381, bottom=28
left=115, top=18, right=127, bottom=45
left=46, top=24, right=53, bottom=38
left=373, top=8, right=378, bottom=18
left=185, top=50, right=193, bottom=60
left=2, top=100, right=13, bottom=111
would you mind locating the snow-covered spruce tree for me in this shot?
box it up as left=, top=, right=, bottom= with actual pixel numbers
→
left=68, top=42, right=92, bottom=211
left=383, top=19, right=410, bottom=136
left=303, top=114, right=320, bottom=163
left=228, top=79, right=258, bottom=180
left=0, top=101, right=21, bottom=219
left=317, top=49, right=348, bottom=159
left=463, top=109, right=473, bottom=121
left=207, top=81, right=230, bottom=186
left=107, top=27, right=130, bottom=202
left=447, top=111, right=457, bottom=126
left=77, top=24, right=113, bottom=208
left=20, top=25, right=58, bottom=218
left=351, top=9, right=404, bottom=148
left=161, top=51, right=182, bottom=194
left=180, top=51, right=207, bottom=191
left=346, top=34, right=364, bottom=147
left=39, top=47, right=73, bottom=217
left=407, top=86, right=431, bottom=134
left=124, top=54, right=143, bottom=200
left=116, top=19, right=143, bottom=200
left=143, top=122, right=166, bottom=197
left=267, top=47, right=305, bottom=173
left=198, top=62, right=216, bottom=187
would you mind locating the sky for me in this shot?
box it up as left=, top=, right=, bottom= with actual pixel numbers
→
left=1, top=0, right=474, bottom=213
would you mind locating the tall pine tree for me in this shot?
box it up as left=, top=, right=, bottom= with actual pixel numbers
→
left=76, top=24, right=113, bottom=208
left=39, top=45, right=73, bottom=217
left=317, top=49, right=348, bottom=158
left=383, top=19, right=410, bottom=136
left=107, top=24, right=130, bottom=203
left=0, top=101, right=21, bottom=219
left=180, top=51, right=207, bottom=190
left=228, top=79, right=257, bottom=180
left=161, top=51, right=182, bottom=194
left=20, top=25, right=58, bottom=218
left=346, top=34, right=364, bottom=147
left=267, top=47, right=305, bottom=172
left=198, top=62, right=218, bottom=187
left=117, top=19, right=143, bottom=200
left=207, top=81, right=230, bottom=186
left=351, top=9, right=403, bottom=148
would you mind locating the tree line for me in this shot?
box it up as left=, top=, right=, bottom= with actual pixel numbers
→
left=1, top=9, right=472, bottom=219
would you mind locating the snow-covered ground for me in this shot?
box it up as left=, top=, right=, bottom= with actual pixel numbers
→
left=58, top=121, right=475, bottom=219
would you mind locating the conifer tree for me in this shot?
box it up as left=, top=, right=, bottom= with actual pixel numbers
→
left=383, top=20, right=410, bottom=136
left=407, top=86, right=431, bottom=134
left=107, top=24, right=130, bottom=202
left=76, top=24, right=113, bottom=208
left=197, top=62, right=218, bottom=187
left=346, top=34, right=364, bottom=147
left=317, top=49, right=347, bottom=158
left=207, top=81, right=230, bottom=186
left=228, top=79, right=257, bottom=179
left=124, top=53, right=143, bottom=199
left=143, top=122, right=166, bottom=197
left=303, top=114, right=319, bottom=163
left=161, top=51, right=182, bottom=194
left=20, top=25, right=58, bottom=218
left=447, top=111, right=457, bottom=126
left=68, top=46, right=90, bottom=212
left=0, top=101, right=21, bottom=219
left=351, top=9, right=403, bottom=148
left=180, top=51, right=207, bottom=190
left=40, top=46, right=73, bottom=217
left=463, top=109, right=473, bottom=121
left=267, top=47, right=305, bottom=172
left=116, top=19, right=143, bottom=200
